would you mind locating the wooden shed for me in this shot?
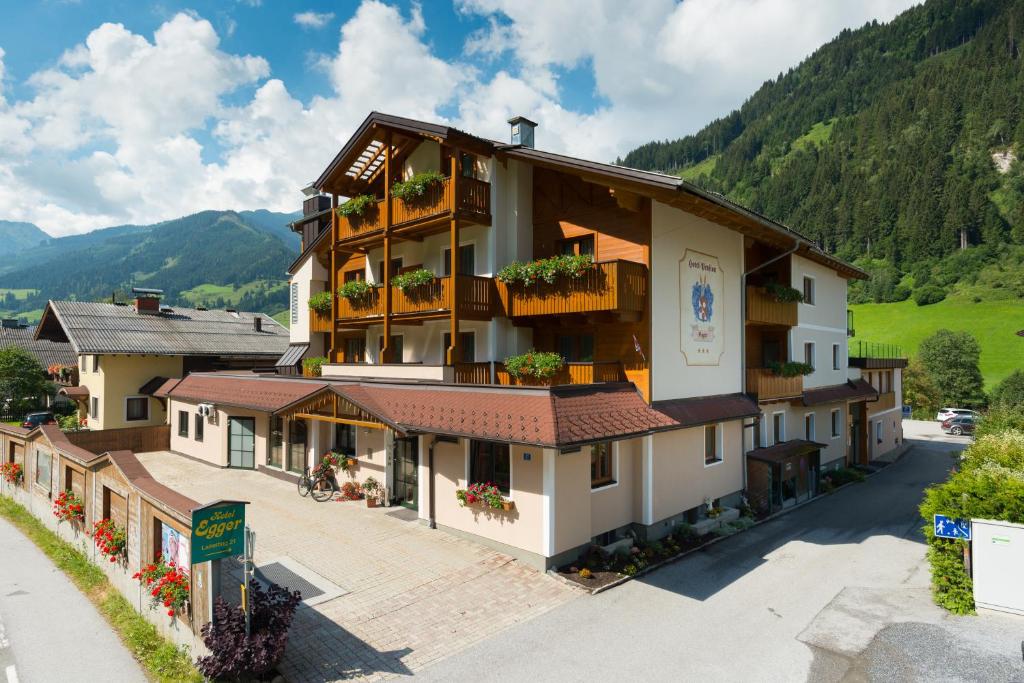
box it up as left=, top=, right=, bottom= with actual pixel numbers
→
left=746, top=439, right=824, bottom=516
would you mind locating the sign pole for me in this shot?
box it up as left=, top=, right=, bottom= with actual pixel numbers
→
left=243, top=525, right=255, bottom=637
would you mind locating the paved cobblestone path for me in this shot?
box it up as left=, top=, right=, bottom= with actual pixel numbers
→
left=137, top=453, right=578, bottom=681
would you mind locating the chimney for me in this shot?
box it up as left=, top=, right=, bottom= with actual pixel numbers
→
left=253, top=317, right=263, bottom=333
left=131, top=287, right=163, bottom=315
left=508, top=115, right=537, bottom=148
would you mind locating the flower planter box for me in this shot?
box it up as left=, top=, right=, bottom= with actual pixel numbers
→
left=693, top=507, right=740, bottom=535
left=366, top=498, right=377, bottom=508
left=502, top=500, right=515, bottom=512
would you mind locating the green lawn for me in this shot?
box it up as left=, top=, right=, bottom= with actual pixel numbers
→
left=0, top=288, right=37, bottom=300
left=678, top=154, right=719, bottom=181
left=271, top=309, right=290, bottom=328
left=849, top=298, right=1024, bottom=391
left=178, top=279, right=287, bottom=307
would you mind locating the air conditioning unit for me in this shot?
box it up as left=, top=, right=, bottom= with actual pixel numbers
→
left=197, top=403, right=217, bottom=424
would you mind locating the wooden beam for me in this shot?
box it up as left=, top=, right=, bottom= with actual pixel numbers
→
left=446, top=149, right=460, bottom=366
left=330, top=193, right=338, bottom=362
left=292, top=413, right=387, bottom=430
left=382, top=130, right=393, bottom=364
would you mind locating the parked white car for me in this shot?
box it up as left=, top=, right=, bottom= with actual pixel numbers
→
left=936, top=408, right=976, bottom=422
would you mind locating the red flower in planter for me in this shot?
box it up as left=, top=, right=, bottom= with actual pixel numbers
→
left=135, top=557, right=190, bottom=617
left=52, top=490, right=85, bottom=524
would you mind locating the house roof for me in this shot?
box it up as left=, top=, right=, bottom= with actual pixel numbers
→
left=652, top=393, right=760, bottom=428
left=275, top=343, right=310, bottom=368
left=138, top=376, right=170, bottom=395
left=746, top=439, right=827, bottom=465
left=309, top=111, right=866, bottom=281
left=34, top=300, right=289, bottom=357
left=159, top=373, right=327, bottom=412
left=58, top=385, right=89, bottom=400
left=0, top=324, right=76, bottom=368
left=801, top=379, right=878, bottom=406
left=107, top=450, right=198, bottom=519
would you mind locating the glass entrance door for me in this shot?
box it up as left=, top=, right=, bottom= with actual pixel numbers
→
left=228, top=417, right=255, bottom=469
left=393, top=437, right=418, bottom=509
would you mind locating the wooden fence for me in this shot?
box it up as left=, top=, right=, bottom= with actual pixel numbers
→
left=65, top=424, right=170, bottom=454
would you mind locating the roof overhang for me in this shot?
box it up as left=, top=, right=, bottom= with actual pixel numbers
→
left=801, top=379, right=878, bottom=406
left=746, top=439, right=827, bottom=465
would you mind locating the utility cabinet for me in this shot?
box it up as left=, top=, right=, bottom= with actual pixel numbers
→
left=972, top=518, right=1024, bottom=616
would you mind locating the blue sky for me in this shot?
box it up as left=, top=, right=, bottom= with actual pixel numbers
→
left=0, top=0, right=919, bottom=235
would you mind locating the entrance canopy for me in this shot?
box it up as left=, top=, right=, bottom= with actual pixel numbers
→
left=275, top=386, right=395, bottom=432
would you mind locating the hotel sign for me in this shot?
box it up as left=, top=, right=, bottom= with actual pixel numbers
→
left=680, top=249, right=725, bottom=366
left=191, top=500, right=247, bottom=564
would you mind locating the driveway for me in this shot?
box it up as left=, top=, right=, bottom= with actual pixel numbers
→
left=135, top=453, right=577, bottom=682
left=418, top=428, right=1023, bottom=681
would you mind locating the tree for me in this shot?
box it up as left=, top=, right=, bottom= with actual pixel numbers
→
left=917, top=329, right=984, bottom=407
left=990, top=370, right=1024, bottom=409
left=902, top=357, right=941, bottom=418
left=0, top=347, right=52, bottom=417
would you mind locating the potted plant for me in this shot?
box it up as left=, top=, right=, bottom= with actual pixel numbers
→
left=763, top=281, right=804, bottom=303
left=0, top=462, right=23, bottom=485
left=766, top=360, right=815, bottom=377
left=337, top=193, right=377, bottom=219
left=53, top=489, right=85, bottom=524
left=390, top=268, right=436, bottom=292
left=504, top=350, right=565, bottom=380
left=338, top=280, right=374, bottom=300
left=92, top=518, right=127, bottom=564
left=133, top=557, right=190, bottom=618
left=496, top=254, right=594, bottom=287
left=704, top=496, right=721, bottom=519
left=308, top=290, right=333, bottom=314
left=362, top=476, right=382, bottom=508
left=391, top=170, right=445, bottom=203
left=455, top=482, right=512, bottom=511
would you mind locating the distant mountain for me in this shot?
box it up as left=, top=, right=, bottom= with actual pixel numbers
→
left=0, top=220, right=52, bottom=256
left=0, top=210, right=300, bottom=319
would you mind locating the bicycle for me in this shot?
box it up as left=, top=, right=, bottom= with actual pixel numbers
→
left=297, top=466, right=337, bottom=502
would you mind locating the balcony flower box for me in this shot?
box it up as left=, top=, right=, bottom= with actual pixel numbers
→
left=456, top=482, right=513, bottom=511
left=391, top=171, right=445, bottom=203
left=497, top=254, right=593, bottom=287
left=337, top=194, right=376, bottom=218
left=134, top=558, right=190, bottom=618
left=504, top=350, right=565, bottom=380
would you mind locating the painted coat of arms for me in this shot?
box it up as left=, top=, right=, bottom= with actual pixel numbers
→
left=680, top=249, right=725, bottom=365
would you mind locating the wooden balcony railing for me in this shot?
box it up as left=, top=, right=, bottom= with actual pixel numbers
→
left=491, top=361, right=626, bottom=386
left=869, top=390, right=896, bottom=414
left=498, top=260, right=648, bottom=318
left=746, top=368, right=803, bottom=401
left=336, top=203, right=385, bottom=241
left=453, top=361, right=492, bottom=384
left=310, top=309, right=332, bottom=333
left=745, top=286, right=797, bottom=326
left=336, top=276, right=495, bottom=322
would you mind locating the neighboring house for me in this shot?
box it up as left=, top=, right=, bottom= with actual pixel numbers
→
left=34, top=291, right=289, bottom=430
left=166, top=111, right=908, bottom=569
left=0, top=319, right=78, bottom=413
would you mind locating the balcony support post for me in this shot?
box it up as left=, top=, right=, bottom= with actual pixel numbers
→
left=446, top=151, right=460, bottom=366
left=330, top=193, right=338, bottom=362
left=382, top=130, right=393, bottom=363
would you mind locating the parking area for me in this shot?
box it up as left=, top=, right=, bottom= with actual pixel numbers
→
left=135, top=452, right=578, bottom=681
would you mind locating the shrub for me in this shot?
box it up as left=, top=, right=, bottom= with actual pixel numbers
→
left=763, top=282, right=803, bottom=303
left=391, top=171, right=446, bottom=202
left=307, top=291, right=333, bottom=313
left=337, top=279, right=374, bottom=300
left=197, top=580, right=302, bottom=681
left=337, top=193, right=376, bottom=218
left=58, top=413, right=82, bottom=432
left=504, top=350, right=565, bottom=379
left=301, top=356, right=326, bottom=377
left=766, top=360, right=815, bottom=377
left=990, top=370, right=1024, bottom=410
left=496, top=254, right=594, bottom=287
left=390, top=268, right=436, bottom=291
left=914, top=285, right=946, bottom=306
left=622, top=563, right=638, bottom=576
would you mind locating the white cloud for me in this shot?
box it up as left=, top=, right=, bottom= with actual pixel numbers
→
left=0, top=0, right=921, bottom=236
left=293, top=11, right=335, bottom=29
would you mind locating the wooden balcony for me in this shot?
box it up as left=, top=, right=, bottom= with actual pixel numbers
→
left=335, top=177, right=491, bottom=245
left=869, top=390, right=896, bottom=414
left=336, top=275, right=496, bottom=324
left=483, top=361, right=626, bottom=386
left=745, top=286, right=797, bottom=326
left=498, top=260, right=648, bottom=319
left=746, top=368, right=803, bottom=401
left=310, top=309, right=332, bottom=334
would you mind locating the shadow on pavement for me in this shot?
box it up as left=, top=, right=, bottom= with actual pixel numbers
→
left=635, top=440, right=960, bottom=602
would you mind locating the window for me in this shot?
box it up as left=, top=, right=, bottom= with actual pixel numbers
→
left=831, top=409, right=841, bottom=439
left=559, top=235, right=595, bottom=259
left=442, top=244, right=476, bottom=277
left=343, top=269, right=363, bottom=283
left=334, top=423, right=356, bottom=456
left=469, top=440, right=510, bottom=494
left=268, top=416, right=284, bottom=468
left=194, top=413, right=204, bottom=442
left=704, top=424, right=722, bottom=465
left=805, top=413, right=815, bottom=441
left=125, top=397, right=148, bottom=422
left=773, top=412, right=785, bottom=444
left=378, top=334, right=403, bottom=362
left=880, top=371, right=889, bottom=393
left=591, top=442, right=615, bottom=488
left=92, top=354, right=100, bottom=372
left=345, top=336, right=366, bottom=363
left=377, top=257, right=403, bottom=285
left=178, top=410, right=189, bottom=438
left=832, top=344, right=841, bottom=371
left=442, top=332, right=476, bottom=363
left=90, top=396, right=99, bottom=419
left=290, top=282, right=299, bottom=324
left=802, top=276, right=815, bottom=305
left=557, top=333, right=594, bottom=362
left=803, top=342, right=815, bottom=369
left=287, top=419, right=307, bottom=474
left=35, top=449, right=51, bottom=490
left=79, top=355, right=86, bottom=372
left=875, top=421, right=883, bottom=444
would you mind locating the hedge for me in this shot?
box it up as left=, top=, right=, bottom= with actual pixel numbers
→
left=918, top=429, right=1024, bottom=614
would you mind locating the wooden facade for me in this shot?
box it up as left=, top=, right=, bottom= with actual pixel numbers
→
left=746, top=368, right=803, bottom=401
left=745, top=286, right=798, bottom=327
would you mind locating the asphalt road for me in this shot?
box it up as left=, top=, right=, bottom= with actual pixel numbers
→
left=0, top=517, right=145, bottom=683
left=418, top=432, right=1022, bottom=682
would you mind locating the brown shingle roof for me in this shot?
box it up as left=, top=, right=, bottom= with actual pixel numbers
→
left=746, top=439, right=827, bottom=464
left=107, top=450, right=198, bottom=519
left=653, top=393, right=760, bottom=428
left=59, top=385, right=89, bottom=399
left=162, top=374, right=327, bottom=412
left=801, top=379, right=877, bottom=406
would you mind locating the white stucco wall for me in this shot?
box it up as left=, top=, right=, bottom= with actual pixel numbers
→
left=79, top=354, right=183, bottom=430
left=289, top=252, right=328, bottom=345
left=791, top=255, right=849, bottom=390
left=650, top=200, right=744, bottom=401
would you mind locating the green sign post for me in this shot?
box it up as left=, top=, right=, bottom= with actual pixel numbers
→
left=190, top=500, right=247, bottom=565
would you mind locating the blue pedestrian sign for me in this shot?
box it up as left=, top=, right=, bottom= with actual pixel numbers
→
left=933, top=514, right=971, bottom=540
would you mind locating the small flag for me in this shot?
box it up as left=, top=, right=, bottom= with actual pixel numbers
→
left=633, top=334, right=646, bottom=362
